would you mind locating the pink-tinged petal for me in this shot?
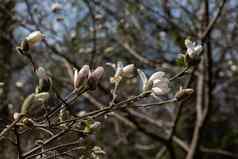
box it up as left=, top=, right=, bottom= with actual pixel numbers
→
left=152, top=87, right=164, bottom=96
left=152, top=86, right=169, bottom=96
left=79, top=65, right=90, bottom=78
left=122, top=64, right=135, bottom=77
left=73, top=69, right=79, bottom=89
left=92, top=66, right=104, bottom=81
left=74, top=65, right=90, bottom=89
left=152, top=78, right=169, bottom=87
left=149, top=71, right=165, bottom=82
left=88, top=66, right=104, bottom=90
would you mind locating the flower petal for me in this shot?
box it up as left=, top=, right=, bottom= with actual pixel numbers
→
left=152, top=86, right=169, bottom=96
left=153, top=78, right=169, bottom=88
left=149, top=71, right=165, bottom=82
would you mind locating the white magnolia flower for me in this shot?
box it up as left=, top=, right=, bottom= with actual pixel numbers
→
left=185, top=39, right=203, bottom=59
left=137, top=69, right=170, bottom=96
left=109, top=62, right=135, bottom=83
left=122, top=64, right=135, bottom=78
left=25, top=31, right=44, bottom=48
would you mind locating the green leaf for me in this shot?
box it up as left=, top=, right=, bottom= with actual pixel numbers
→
left=176, top=54, right=186, bottom=66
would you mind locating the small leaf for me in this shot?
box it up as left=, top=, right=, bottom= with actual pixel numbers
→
left=176, top=54, right=186, bottom=66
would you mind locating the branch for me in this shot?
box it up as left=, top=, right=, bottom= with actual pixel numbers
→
left=199, top=0, right=226, bottom=40
left=0, top=114, right=25, bottom=141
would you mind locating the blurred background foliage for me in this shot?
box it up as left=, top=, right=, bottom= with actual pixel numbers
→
left=0, top=0, right=238, bottom=158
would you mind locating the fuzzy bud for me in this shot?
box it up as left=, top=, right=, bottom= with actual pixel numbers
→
left=13, top=112, right=21, bottom=120
left=25, top=31, right=44, bottom=49
left=175, top=88, right=194, bottom=101
left=88, top=66, right=104, bottom=90
left=74, top=65, right=90, bottom=89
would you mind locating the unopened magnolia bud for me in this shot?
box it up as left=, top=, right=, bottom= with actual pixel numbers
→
left=88, top=66, right=104, bottom=90
left=51, top=3, right=62, bottom=13
left=175, top=88, right=194, bottom=101
left=13, top=112, right=21, bottom=120
left=25, top=31, right=44, bottom=48
left=122, top=64, right=135, bottom=78
left=92, top=66, right=104, bottom=81
left=77, top=111, right=87, bottom=117
left=74, top=65, right=90, bottom=89
left=35, top=92, right=50, bottom=102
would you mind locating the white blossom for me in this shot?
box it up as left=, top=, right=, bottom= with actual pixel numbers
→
left=185, top=39, right=203, bottom=59
left=122, top=64, right=135, bottom=78
left=110, top=62, right=135, bottom=83
left=137, top=69, right=170, bottom=96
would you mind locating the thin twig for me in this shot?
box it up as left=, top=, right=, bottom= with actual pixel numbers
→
left=0, top=114, right=25, bottom=141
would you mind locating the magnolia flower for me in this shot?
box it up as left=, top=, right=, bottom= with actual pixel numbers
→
left=51, top=3, right=62, bottom=13
left=109, top=62, right=135, bottom=83
left=185, top=38, right=203, bottom=59
left=138, top=69, right=170, bottom=97
left=122, top=64, right=135, bottom=78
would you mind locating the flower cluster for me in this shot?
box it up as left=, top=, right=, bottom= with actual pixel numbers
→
left=138, top=69, right=170, bottom=97
left=74, top=65, right=104, bottom=90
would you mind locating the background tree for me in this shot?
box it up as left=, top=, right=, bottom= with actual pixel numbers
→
left=0, top=0, right=238, bottom=159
